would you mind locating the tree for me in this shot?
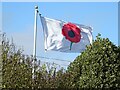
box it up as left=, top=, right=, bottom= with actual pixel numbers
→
left=68, top=34, right=120, bottom=89
left=2, top=35, right=32, bottom=88
left=1, top=34, right=68, bottom=88
left=2, top=33, right=119, bottom=89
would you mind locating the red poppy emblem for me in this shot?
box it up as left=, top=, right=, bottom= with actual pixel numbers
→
left=62, top=22, right=81, bottom=43
left=62, top=22, right=81, bottom=50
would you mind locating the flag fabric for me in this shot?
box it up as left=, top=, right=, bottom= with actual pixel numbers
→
left=41, top=16, right=93, bottom=53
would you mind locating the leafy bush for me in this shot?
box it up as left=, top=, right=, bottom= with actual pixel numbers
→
left=1, top=34, right=68, bottom=88
left=1, top=33, right=120, bottom=89
left=2, top=37, right=32, bottom=88
left=68, top=34, right=120, bottom=89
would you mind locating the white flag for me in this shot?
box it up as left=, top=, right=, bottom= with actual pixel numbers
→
left=41, top=16, right=93, bottom=53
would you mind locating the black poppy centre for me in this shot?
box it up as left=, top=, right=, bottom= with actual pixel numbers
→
left=68, top=30, right=75, bottom=38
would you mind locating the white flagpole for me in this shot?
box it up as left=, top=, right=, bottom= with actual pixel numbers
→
left=32, top=6, right=38, bottom=79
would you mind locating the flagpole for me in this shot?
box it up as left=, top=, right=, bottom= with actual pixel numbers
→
left=33, top=6, right=38, bottom=79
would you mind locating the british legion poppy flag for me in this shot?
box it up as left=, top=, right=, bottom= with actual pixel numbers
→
left=41, top=16, right=93, bottom=53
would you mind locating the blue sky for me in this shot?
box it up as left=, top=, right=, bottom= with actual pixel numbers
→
left=2, top=2, right=118, bottom=68
left=0, top=3, right=2, bottom=31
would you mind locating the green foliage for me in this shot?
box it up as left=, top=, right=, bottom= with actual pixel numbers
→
left=68, top=34, right=120, bottom=88
left=1, top=33, right=120, bottom=89
left=2, top=40, right=32, bottom=88
left=1, top=37, right=69, bottom=89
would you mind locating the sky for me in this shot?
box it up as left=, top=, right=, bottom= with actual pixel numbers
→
left=0, top=3, right=2, bottom=32
left=1, top=2, right=119, bottom=69
left=1, top=0, right=120, bottom=2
